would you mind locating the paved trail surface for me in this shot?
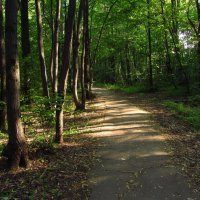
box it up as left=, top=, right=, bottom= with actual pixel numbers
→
left=89, top=88, right=199, bottom=200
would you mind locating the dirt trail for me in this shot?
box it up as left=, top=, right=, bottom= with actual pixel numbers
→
left=88, top=88, right=199, bottom=200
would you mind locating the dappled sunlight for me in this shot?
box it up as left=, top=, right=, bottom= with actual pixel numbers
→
left=0, top=132, right=97, bottom=199
left=62, top=141, right=82, bottom=147
left=137, top=151, right=169, bottom=158
left=110, top=134, right=166, bottom=144
left=90, top=88, right=168, bottom=142
left=90, top=175, right=109, bottom=185
left=89, top=88, right=188, bottom=199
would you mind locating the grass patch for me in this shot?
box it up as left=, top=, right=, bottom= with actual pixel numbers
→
left=163, top=100, right=200, bottom=130
left=96, top=83, right=146, bottom=94
left=122, top=85, right=146, bottom=94
left=64, top=128, right=78, bottom=136
left=95, top=83, right=121, bottom=91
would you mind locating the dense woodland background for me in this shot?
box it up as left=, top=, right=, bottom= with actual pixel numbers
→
left=0, top=0, right=199, bottom=175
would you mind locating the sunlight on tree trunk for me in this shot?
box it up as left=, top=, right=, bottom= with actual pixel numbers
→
left=55, top=0, right=76, bottom=143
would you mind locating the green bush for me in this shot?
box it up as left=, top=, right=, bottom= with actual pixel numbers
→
left=33, top=96, right=55, bottom=126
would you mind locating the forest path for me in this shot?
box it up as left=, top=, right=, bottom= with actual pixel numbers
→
left=88, top=88, right=199, bottom=200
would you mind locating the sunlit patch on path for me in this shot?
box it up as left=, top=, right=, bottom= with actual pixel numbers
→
left=88, top=88, right=199, bottom=200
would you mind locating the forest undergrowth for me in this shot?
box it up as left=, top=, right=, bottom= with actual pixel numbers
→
left=0, top=96, right=103, bottom=199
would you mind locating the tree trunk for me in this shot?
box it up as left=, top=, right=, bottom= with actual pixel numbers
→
left=171, top=0, right=178, bottom=38
left=55, top=0, right=76, bottom=143
left=49, top=0, right=54, bottom=86
left=125, top=44, right=131, bottom=85
left=195, top=0, right=200, bottom=87
left=187, top=0, right=200, bottom=87
left=5, top=0, right=29, bottom=170
left=83, top=0, right=92, bottom=99
left=80, top=14, right=86, bottom=109
left=72, top=0, right=84, bottom=110
left=21, top=0, right=31, bottom=100
left=52, top=0, right=61, bottom=93
left=147, top=0, right=153, bottom=91
left=35, top=0, right=49, bottom=98
left=0, top=0, right=6, bottom=131
left=109, top=56, right=115, bottom=84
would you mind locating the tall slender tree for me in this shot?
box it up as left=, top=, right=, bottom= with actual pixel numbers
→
left=125, top=44, right=131, bottom=85
left=21, top=0, right=31, bottom=99
left=49, top=0, right=54, bottom=85
left=35, top=0, right=49, bottom=98
left=55, top=0, right=76, bottom=143
left=187, top=0, right=200, bottom=87
left=83, top=0, right=92, bottom=99
left=5, top=0, right=29, bottom=169
left=81, top=9, right=86, bottom=109
left=195, top=0, right=200, bottom=87
left=0, top=0, right=6, bottom=131
left=147, top=0, right=153, bottom=90
left=72, top=0, right=84, bottom=110
left=52, top=0, right=61, bottom=93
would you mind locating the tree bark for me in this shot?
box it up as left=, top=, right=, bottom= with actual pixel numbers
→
left=147, top=0, right=153, bottom=91
left=49, top=0, right=54, bottom=86
left=0, top=0, right=6, bottom=131
left=187, top=0, right=200, bottom=87
left=80, top=13, right=86, bottom=109
left=109, top=55, right=115, bottom=84
left=21, top=0, right=31, bottom=100
left=5, top=0, right=29, bottom=170
left=52, top=0, right=61, bottom=93
left=171, top=0, right=178, bottom=40
left=55, top=0, right=76, bottom=143
left=72, top=0, right=84, bottom=110
left=195, top=0, right=200, bottom=87
left=35, top=0, right=49, bottom=98
left=125, top=44, right=131, bottom=85
left=83, top=0, right=92, bottom=99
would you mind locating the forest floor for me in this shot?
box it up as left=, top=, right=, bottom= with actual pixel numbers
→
left=0, top=99, right=103, bottom=199
left=88, top=88, right=200, bottom=200
left=0, top=88, right=200, bottom=199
